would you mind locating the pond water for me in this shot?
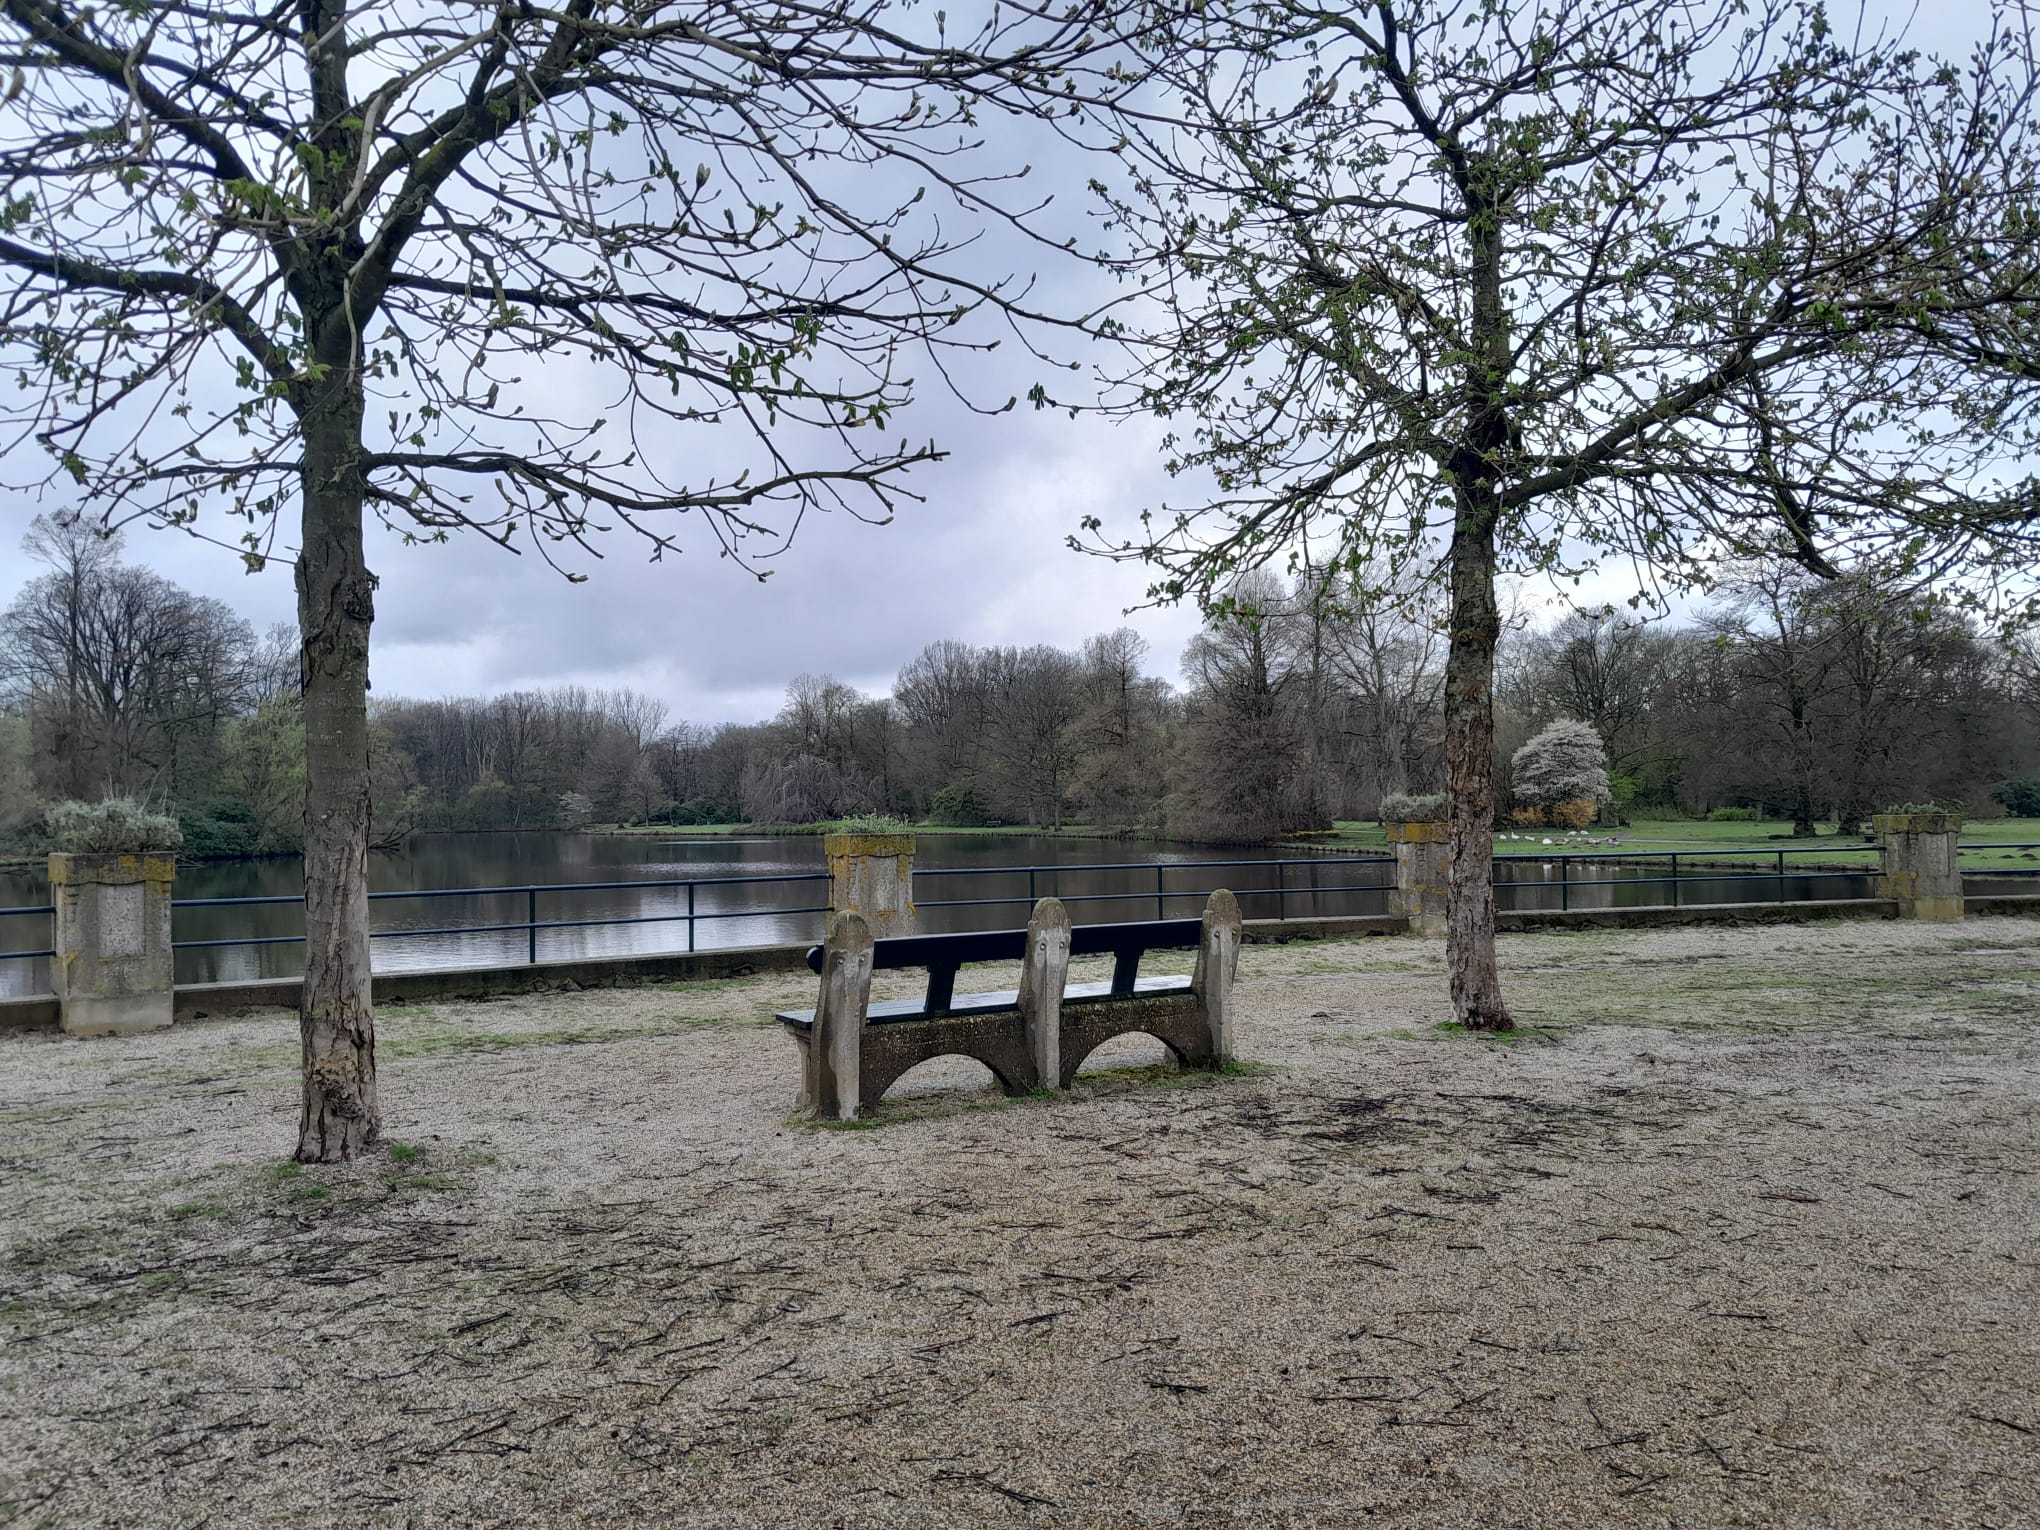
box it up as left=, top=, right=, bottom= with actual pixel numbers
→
left=0, top=833, right=1386, bottom=995
left=0, top=830, right=1955, bottom=999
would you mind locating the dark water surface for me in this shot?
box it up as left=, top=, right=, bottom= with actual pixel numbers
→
left=0, top=830, right=1922, bottom=998
left=0, top=833, right=1386, bottom=995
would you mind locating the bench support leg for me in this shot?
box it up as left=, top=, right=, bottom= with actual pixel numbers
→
left=1018, top=897, right=1071, bottom=1090
left=1193, top=889, right=1243, bottom=1063
left=810, top=912, right=875, bottom=1120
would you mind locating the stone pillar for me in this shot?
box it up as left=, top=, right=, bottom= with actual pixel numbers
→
left=1386, top=820, right=1449, bottom=938
left=808, top=912, right=875, bottom=1121
left=1017, top=897, right=1071, bottom=1090
left=50, top=852, right=177, bottom=1036
left=1192, top=889, right=1243, bottom=1061
left=1874, top=812, right=1963, bottom=921
left=824, top=831, right=916, bottom=938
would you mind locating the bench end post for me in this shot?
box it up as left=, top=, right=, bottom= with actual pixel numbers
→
left=810, top=911, right=875, bottom=1119
left=1194, top=889, right=1243, bottom=1062
left=1018, top=897, right=1072, bottom=1089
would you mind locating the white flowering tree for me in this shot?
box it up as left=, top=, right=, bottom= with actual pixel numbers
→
left=1512, top=721, right=1612, bottom=828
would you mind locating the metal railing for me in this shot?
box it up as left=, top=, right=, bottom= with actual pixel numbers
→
left=915, top=856, right=1392, bottom=923
left=0, top=901, right=54, bottom=964
left=6, top=839, right=2040, bottom=986
left=1492, top=843, right=1877, bottom=912
left=1957, top=840, right=2040, bottom=866
left=167, top=871, right=834, bottom=964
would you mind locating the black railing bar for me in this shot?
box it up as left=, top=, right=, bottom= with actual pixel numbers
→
left=692, top=905, right=833, bottom=921
left=918, top=888, right=1382, bottom=911
left=911, top=856, right=1387, bottom=879
left=1510, top=871, right=1873, bottom=891
left=172, top=903, right=840, bottom=953
left=168, top=872, right=833, bottom=911
left=915, top=884, right=1388, bottom=911
left=0, top=947, right=55, bottom=961
left=174, top=933, right=306, bottom=950
left=909, top=892, right=1171, bottom=911
left=173, top=894, right=308, bottom=909
left=1493, top=845, right=1876, bottom=861
left=0, top=905, right=54, bottom=919
left=367, top=871, right=831, bottom=900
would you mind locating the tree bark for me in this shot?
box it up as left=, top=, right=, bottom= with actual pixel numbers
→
left=1443, top=498, right=1512, bottom=1030
left=1444, top=159, right=1514, bottom=1032
left=294, top=343, right=379, bottom=1162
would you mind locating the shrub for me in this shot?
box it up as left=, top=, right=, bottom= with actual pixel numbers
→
left=1511, top=720, right=1611, bottom=812
left=1508, top=805, right=1547, bottom=828
left=667, top=796, right=737, bottom=826
left=1548, top=797, right=1599, bottom=830
left=45, top=798, right=184, bottom=853
left=929, top=783, right=993, bottom=827
left=1706, top=806, right=1760, bottom=823
left=831, top=813, right=911, bottom=834
left=173, top=800, right=260, bottom=858
left=1379, top=791, right=1447, bottom=822
left=1990, top=778, right=2040, bottom=817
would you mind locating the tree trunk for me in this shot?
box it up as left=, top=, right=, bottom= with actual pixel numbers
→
left=1443, top=498, right=1512, bottom=1030
left=1442, top=161, right=1514, bottom=1032
left=294, top=358, right=379, bottom=1162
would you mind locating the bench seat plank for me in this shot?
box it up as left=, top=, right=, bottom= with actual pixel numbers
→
left=775, top=974, right=1191, bottom=1029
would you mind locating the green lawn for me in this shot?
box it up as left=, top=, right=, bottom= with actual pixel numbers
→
left=589, top=821, right=1114, bottom=839
left=1323, top=816, right=2040, bottom=869
left=594, top=814, right=2040, bottom=871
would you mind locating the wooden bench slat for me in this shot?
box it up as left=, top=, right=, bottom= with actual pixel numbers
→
left=775, top=974, right=1193, bottom=1029
left=803, top=917, right=1206, bottom=976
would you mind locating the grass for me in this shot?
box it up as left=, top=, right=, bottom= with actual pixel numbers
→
left=368, top=1011, right=764, bottom=1062
left=799, top=1056, right=1277, bottom=1130
left=588, top=821, right=1119, bottom=839
left=1377, top=1020, right=1564, bottom=1045
left=1321, top=815, right=2040, bottom=870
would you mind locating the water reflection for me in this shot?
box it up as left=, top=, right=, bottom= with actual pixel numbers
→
left=0, top=833, right=1388, bottom=995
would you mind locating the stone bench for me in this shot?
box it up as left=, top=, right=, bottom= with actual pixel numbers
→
left=776, top=890, right=1243, bottom=1120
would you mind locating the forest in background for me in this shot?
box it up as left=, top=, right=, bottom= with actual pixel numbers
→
left=5, top=516, right=2040, bottom=857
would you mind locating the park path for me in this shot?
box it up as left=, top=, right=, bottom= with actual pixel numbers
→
left=2, top=918, right=2036, bottom=1527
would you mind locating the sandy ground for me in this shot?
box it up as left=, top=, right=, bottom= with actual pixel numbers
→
left=1, top=918, right=2037, bottom=1529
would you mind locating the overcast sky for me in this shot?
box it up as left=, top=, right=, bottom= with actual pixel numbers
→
left=0, top=401, right=1206, bottom=724
left=0, top=0, right=2006, bottom=725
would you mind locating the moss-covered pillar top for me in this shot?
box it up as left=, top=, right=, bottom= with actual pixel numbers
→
left=1872, top=812, right=1963, bottom=921
left=824, top=832, right=916, bottom=938
left=1384, top=819, right=1449, bottom=937
left=49, top=851, right=178, bottom=1036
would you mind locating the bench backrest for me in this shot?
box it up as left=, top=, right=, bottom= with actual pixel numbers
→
left=803, top=917, right=1204, bottom=976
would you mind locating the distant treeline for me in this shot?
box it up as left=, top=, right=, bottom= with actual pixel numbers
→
left=5, top=519, right=2040, bottom=856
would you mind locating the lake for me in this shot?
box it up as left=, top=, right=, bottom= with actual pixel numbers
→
left=0, top=833, right=1387, bottom=995
left=0, top=830, right=1918, bottom=998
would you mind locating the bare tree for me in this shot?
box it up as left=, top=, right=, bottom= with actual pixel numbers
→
left=0, top=1, right=1126, bottom=1156
left=1077, top=0, right=2040, bottom=1027
left=1519, top=612, right=1680, bottom=776
left=1319, top=569, right=1447, bottom=813
left=984, top=645, right=1086, bottom=829
left=1074, top=628, right=1172, bottom=831
left=894, top=640, right=996, bottom=810
left=1, top=515, right=257, bottom=801
left=1174, top=573, right=1317, bottom=843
